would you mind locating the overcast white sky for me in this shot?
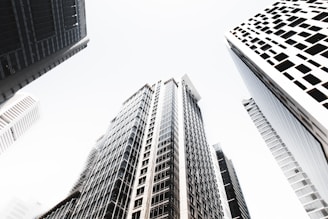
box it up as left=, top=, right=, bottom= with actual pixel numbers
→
left=0, top=0, right=309, bottom=218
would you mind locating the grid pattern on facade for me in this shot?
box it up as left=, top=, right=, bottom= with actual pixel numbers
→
left=214, top=147, right=251, bottom=219
left=149, top=79, right=179, bottom=219
left=0, top=93, right=39, bottom=154
left=69, top=85, right=153, bottom=219
left=230, top=0, right=328, bottom=107
left=0, top=0, right=88, bottom=103
left=244, top=98, right=328, bottom=219
left=40, top=76, right=226, bottom=219
left=182, top=80, right=223, bottom=219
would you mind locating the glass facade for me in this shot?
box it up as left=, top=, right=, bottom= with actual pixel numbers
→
left=214, top=145, right=251, bottom=219
left=39, top=76, right=226, bottom=219
left=0, top=0, right=88, bottom=103
left=244, top=98, right=328, bottom=219
left=182, top=79, right=223, bottom=219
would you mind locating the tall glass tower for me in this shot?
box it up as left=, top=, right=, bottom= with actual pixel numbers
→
left=0, top=0, right=88, bottom=103
left=226, top=0, right=328, bottom=209
left=39, top=75, right=224, bottom=219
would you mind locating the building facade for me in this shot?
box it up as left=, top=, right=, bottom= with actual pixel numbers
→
left=0, top=0, right=88, bottom=103
left=243, top=98, right=328, bottom=218
left=225, top=0, right=328, bottom=159
left=226, top=0, right=328, bottom=209
left=39, top=75, right=225, bottom=219
left=0, top=93, right=40, bottom=154
left=213, top=144, right=251, bottom=219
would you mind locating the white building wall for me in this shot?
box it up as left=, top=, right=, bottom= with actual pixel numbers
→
left=0, top=93, right=40, bottom=155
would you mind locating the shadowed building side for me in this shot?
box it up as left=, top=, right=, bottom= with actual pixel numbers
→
left=0, top=0, right=89, bottom=103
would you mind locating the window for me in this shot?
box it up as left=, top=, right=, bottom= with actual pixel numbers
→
left=305, top=44, right=327, bottom=55
left=134, top=198, right=143, bottom=208
left=274, top=53, right=288, bottom=61
left=132, top=211, right=141, bottom=219
left=142, top=159, right=149, bottom=166
left=305, top=33, right=326, bottom=44
left=295, top=64, right=311, bottom=73
left=139, top=176, right=146, bottom=185
left=136, top=187, right=144, bottom=196
left=140, top=167, right=147, bottom=175
left=308, top=88, right=327, bottom=102
left=275, top=60, right=295, bottom=72
left=303, top=74, right=321, bottom=85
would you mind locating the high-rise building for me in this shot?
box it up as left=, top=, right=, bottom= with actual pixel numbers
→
left=243, top=98, right=328, bottom=218
left=225, top=0, right=328, bottom=157
left=213, top=144, right=251, bottom=219
left=0, top=0, right=88, bottom=103
left=0, top=198, right=42, bottom=219
left=0, top=93, right=40, bottom=154
left=225, top=0, right=328, bottom=208
left=39, top=75, right=225, bottom=219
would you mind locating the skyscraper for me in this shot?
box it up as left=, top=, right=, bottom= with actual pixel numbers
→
left=0, top=0, right=88, bottom=103
left=243, top=98, right=328, bottom=218
left=39, top=75, right=225, bottom=219
left=213, top=144, right=251, bottom=219
left=225, top=0, right=328, bottom=158
left=0, top=93, right=40, bottom=154
left=225, top=0, right=328, bottom=207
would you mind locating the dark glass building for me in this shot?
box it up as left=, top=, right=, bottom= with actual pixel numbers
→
left=0, top=0, right=88, bottom=103
left=39, top=75, right=225, bottom=219
left=213, top=144, right=251, bottom=219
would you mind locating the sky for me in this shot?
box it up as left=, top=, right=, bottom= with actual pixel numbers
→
left=0, top=0, right=309, bottom=218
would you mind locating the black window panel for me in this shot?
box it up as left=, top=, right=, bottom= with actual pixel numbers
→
left=260, top=44, right=271, bottom=51
left=303, top=74, right=321, bottom=85
left=30, top=0, right=55, bottom=40
left=322, top=82, right=328, bottom=89
left=322, top=67, right=328, bottom=73
left=308, top=88, right=327, bottom=102
left=294, top=81, right=307, bottom=90
left=297, top=54, right=307, bottom=60
left=312, top=12, right=328, bottom=20
left=308, top=60, right=320, bottom=67
left=300, top=23, right=310, bottom=28
left=273, top=19, right=282, bottom=24
left=305, top=44, right=327, bottom=55
left=296, top=64, right=311, bottom=73
left=0, top=1, right=21, bottom=54
left=288, top=18, right=306, bottom=27
left=274, top=22, right=286, bottom=29
left=306, top=33, right=326, bottom=44
left=291, top=8, right=301, bottom=13
left=323, top=103, right=328, bottom=109
left=274, top=53, right=288, bottom=61
left=260, top=53, right=270, bottom=59
left=295, top=43, right=307, bottom=50
left=275, top=60, right=295, bottom=72
left=274, top=29, right=285, bottom=36
left=283, top=72, right=294, bottom=80
left=286, top=39, right=296, bottom=45
left=298, top=31, right=311, bottom=37
left=281, top=30, right=296, bottom=39
left=321, top=50, right=328, bottom=59
left=287, top=16, right=298, bottom=21
left=309, top=26, right=322, bottom=31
